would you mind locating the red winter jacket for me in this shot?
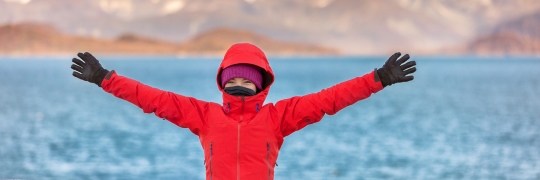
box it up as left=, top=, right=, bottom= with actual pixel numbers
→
left=101, top=43, right=384, bottom=180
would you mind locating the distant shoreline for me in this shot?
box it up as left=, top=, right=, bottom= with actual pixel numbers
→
left=1, top=53, right=539, bottom=61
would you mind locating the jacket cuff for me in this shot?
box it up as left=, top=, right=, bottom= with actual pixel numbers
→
left=367, top=70, right=384, bottom=93
left=100, top=70, right=117, bottom=90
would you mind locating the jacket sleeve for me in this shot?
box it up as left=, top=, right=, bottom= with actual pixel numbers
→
left=101, top=71, right=208, bottom=136
left=275, top=71, right=384, bottom=137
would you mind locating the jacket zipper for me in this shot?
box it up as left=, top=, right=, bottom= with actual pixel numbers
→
left=237, top=123, right=241, bottom=180
left=237, top=96, right=245, bottom=180
left=240, top=96, right=245, bottom=120
left=210, top=142, right=213, bottom=180
left=266, top=142, right=271, bottom=180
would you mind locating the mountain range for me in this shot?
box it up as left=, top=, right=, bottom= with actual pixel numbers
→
left=0, top=23, right=338, bottom=55
left=1, top=0, right=540, bottom=55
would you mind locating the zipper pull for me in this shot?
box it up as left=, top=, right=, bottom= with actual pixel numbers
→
left=241, top=96, right=245, bottom=102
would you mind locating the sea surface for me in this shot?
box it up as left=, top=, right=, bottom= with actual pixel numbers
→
left=1, top=56, right=539, bottom=180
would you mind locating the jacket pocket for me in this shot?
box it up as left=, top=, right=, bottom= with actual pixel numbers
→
left=266, top=142, right=271, bottom=180
left=210, top=142, right=213, bottom=180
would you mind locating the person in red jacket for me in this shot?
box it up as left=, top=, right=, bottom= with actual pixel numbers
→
left=70, top=43, right=416, bottom=180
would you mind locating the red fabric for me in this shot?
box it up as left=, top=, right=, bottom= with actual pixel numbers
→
left=101, top=43, right=384, bottom=180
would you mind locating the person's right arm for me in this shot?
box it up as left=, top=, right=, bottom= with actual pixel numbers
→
left=71, top=52, right=208, bottom=135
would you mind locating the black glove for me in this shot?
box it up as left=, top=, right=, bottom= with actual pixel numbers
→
left=376, top=52, right=416, bottom=87
left=71, top=52, right=109, bottom=87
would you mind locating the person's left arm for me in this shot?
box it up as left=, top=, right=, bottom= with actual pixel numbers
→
left=275, top=52, right=416, bottom=137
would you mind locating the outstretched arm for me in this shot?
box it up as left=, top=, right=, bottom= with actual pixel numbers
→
left=276, top=52, right=416, bottom=137
left=71, top=52, right=208, bottom=135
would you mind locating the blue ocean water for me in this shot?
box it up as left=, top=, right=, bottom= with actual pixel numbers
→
left=0, top=56, right=539, bottom=180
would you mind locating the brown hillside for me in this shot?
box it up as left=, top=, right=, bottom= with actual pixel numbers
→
left=3, top=1, right=540, bottom=55
left=0, top=23, right=74, bottom=54
left=466, top=32, right=540, bottom=55
left=0, top=23, right=180, bottom=55
left=461, top=12, right=540, bottom=55
left=0, top=23, right=338, bottom=56
left=178, top=27, right=339, bottom=55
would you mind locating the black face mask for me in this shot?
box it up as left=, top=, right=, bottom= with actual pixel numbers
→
left=224, top=86, right=256, bottom=96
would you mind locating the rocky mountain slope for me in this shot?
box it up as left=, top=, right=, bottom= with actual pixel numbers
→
left=2, top=0, right=540, bottom=55
left=461, top=12, right=540, bottom=55
left=0, top=23, right=179, bottom=55
left=178, top=27, right=338, bottom=55
left=0, top=23, right=337, bottom=55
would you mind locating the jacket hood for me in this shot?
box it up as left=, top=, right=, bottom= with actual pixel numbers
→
left=216, top=43, right=274, bottom=121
